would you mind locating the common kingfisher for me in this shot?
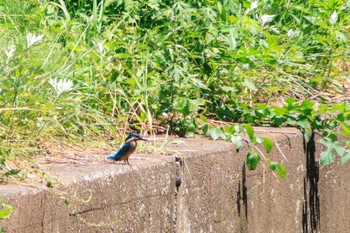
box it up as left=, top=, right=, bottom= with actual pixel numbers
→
left=107, top=133, right=150, bottom=165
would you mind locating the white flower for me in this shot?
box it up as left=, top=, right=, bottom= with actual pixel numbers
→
left=49, top=78, right=73, bottom=96
left=107, top=56, right=113, bottom=61
left=287, top=29, right=300, bottom=38
left=261, top=15, right=275, bottom=25
left=5, top=45, right=16, bottom=58
left=93, top=41, right=104, bottom=54
left=26, top=33, right=44, bottom=48
left=175, top=44, right=185, bottom=49
left=250, top=1, right=259, bottom=10
left=329, top=11, right=338, bottom=25
left=242, top=63, right=250, bottom=70
left=270, top=26, right=280, bottom=34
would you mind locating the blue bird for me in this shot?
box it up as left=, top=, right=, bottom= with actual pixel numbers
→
left=107, top=133, right=150, bottom=166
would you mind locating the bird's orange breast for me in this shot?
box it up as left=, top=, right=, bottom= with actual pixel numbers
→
left=119, top=140, right=137, bottom=161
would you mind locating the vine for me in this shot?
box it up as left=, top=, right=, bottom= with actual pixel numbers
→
left=191, top=98, right=350, bottom=179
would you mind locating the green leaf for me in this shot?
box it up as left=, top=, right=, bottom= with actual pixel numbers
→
left=333, top=143, right=345, bottom=157
left=208, top=128, right=223, bottom=141
left=276, top=163, right=287, bottom=179
left=224, top=125, right=235, bottom=134
left=263, top=137, right=273, bottom=153
left=268, top=162, right=286, bottom=179
left=4, top=169, right=21, bottom=177
left=301, top=100, right=314, bottom=109
left=139, top=111, right=147, bottom=122
left=252, top=136, right=264, bottom=144
left=181, top=99, right=190, bottom=116
left=199, top=114, right=208, bottom=123
left=228, top=30, right=237, bottom=49
left=337, top=113, right=345, bottom=122
left=297, top=118, right=309, bottom=129
left=303, top=127, right=312, bottom=143
left=341, top=152, right=350, bottom=164
left=0, top=157, right=5, bottom=165
left=246, top=152, right=261, bottom=170
left=234, top=124, right=243, bottom=133
left=268, top=162, right=277, bottom=170
left=244, top=124, right=254, bottom=139
left=217, top=2, right=227, bottom=21
left=320, top=146, right=335, bottom=167
left=286, top=97, right=295, bottom=107
left=341, top=122, right=350, bottom=134
left=270, top=106, right=289, bottom=116
left=243, top=80, right=257, bottom=91
left=221, top=6, right=227, bottom=22
left=63, top=198, right=70, bottom=206
left=271, top=116, right=287, bottom=126
left=201, top=122, right=209, bottom=135
left=0, top=203, right=13, bottom=220
left=47, top=181, right=54, bottom=188
left=231, top=135, right=242, bottom=150
left=319, top=138, right=347, bottom=167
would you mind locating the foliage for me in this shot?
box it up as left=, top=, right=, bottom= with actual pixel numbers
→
left=246, top=152, right=261, bottom=170
left=267, top=160, right=287, bottom=180
left=0, top=200, right=13, bottom=220
left=0, top=0, right=349, bottom=177
left=199, top=114, right=287, bottom=179
left=200, top=97, right=350, bottom=176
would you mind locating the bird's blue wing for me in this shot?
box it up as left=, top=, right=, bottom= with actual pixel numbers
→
left=107, top=142, right=131, bottom=160
left=125, top=133, right=140, bottom=142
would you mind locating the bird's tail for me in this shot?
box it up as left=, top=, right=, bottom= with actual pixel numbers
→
left=107, top=155, right=115, bottom=159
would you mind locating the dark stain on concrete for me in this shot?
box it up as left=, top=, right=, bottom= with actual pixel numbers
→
left=173, top=155, right=183, bottom=233
left=303, top=132, right=320, bottom=233
left=236, top=162, right=248, bottom=230
left=242, top=164, right=248, bottom=221
left=302, top=177, right=308, bottom=232
left=236, top=181, right=241, bottom=216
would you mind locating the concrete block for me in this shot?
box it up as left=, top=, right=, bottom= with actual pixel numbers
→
left=168, top=128, right=305, bottom=233
left=318, top=150, right=350, bottom=233
left=1, top=127, right=349, bottom=233
left=1, top=154, right=175, bottom=233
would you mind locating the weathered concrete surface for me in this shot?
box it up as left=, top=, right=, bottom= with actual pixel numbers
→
left=0, top=154, right=176, bottom=233
left=318, top=149, right=350, bottom=233
left=167, top=128, right=306, bottom=233
left=0, top=128, right=349, bottom=232
left=246, top=129, right=306, bottom=233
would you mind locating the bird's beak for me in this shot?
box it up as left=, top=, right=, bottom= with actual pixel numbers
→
left=139, top=137, right=151, bottom=142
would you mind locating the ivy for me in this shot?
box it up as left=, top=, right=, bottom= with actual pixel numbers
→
left=0, top=200, right=13, bottom=220
left=194, top=97, right=349, bottom=179
left=246, top=152, right=261, bottom=171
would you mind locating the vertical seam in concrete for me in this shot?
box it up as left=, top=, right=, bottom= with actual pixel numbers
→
left=173, top=156, right=182, bottom=233
left=173, top=187, right=178, bottom=233
left=242, top=164, right=248, bottom=221
left=236, top=161, right=248, bottom=231
left=41, top=192, right=47, bottom=233
left=302, top=178, right=308, bottom=233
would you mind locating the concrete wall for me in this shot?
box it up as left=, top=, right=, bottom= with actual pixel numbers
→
left=170, top=128, right=307, bottom=233
left=318, top=149, right=350, bottom=233
left=0, top=128, right=349, bottom=232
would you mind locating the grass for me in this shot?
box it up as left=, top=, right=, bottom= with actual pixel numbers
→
left=0, top=0, right=349, bottom=180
